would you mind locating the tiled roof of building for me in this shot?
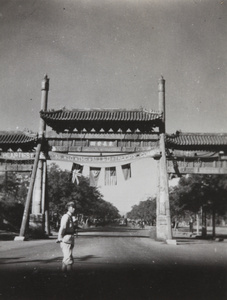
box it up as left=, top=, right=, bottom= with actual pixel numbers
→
left=0, top=131, right=38, bottom=144
left=40, top=109, right=162, bottom=122
left=40, top=108, right=163, bottom=133
left=166, top=132, right=227, bottom=149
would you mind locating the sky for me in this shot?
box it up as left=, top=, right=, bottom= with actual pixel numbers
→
left=0, top=0, right=226, bottom=213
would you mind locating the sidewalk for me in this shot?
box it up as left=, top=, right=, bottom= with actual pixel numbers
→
left=0, top=229, right=18, bottom=241
left=0, top=230, right=58, bottom=252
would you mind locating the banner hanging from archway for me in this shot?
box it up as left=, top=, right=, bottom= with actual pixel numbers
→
left=47, top=148, right=160, bottom=168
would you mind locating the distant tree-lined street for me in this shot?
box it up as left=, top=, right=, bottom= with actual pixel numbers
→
left=0, top=163, right=120, bottom=232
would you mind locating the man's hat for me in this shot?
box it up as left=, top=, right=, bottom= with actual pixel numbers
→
left=66, top=201, right=75, bottom=208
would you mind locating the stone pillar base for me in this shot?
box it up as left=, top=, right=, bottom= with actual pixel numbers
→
left=29, top=213, right=46, bottom=238
left=14, top=236, right=26, bottom=241
left=156, top=215, right=172, bottom=240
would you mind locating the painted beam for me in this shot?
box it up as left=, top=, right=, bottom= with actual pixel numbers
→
left=0, top=164, right=33, bottom=172
left=49, top=145, right=158, bottom=153
left=167, top=166, right=227, bottom=174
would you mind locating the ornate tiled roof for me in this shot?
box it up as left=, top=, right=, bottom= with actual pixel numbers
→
left=0, top=131, right=38, bottom=151
left=0, top=131, right=37, bottom=144
left=40, top=108, right=162, bottom=133
left=166, top=132, right=227, bottom=149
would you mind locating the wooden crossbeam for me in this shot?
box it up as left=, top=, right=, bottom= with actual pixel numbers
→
left=167, top=166, right=227, bottom=174
left=0, top=164, right=33, bottom=172
left=167, top=159, right=227, bottom=175
left=49, top=145, right=157, bottom=153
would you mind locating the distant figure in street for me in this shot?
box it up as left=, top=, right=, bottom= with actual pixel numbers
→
left=56, top=202, right=75, bottom=272
left=53, top=212, right=60, bottom=230
left=189, top=216, right=194, bottom=233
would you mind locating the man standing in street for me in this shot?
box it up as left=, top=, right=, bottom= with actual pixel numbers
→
left=57, top=202, right=75, bottom=272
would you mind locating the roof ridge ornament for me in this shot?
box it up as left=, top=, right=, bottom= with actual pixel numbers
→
left=42, top=107, right=161, bottom=114
left=41, top=74, right=49, bottom=91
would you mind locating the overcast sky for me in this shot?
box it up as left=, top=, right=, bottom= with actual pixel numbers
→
left=0, top=0, right=226, bottom=213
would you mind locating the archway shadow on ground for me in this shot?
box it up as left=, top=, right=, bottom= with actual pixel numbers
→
left=0, top=255, right=101, bottom=266
left=0, top=263, right=226, bottom=300
left=76, top=255, right=100, bottom=261
left=0, top=256, right=63, bottom=265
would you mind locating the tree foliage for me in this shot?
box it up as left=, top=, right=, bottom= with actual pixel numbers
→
left=127, top=197, right=156, bottom=223
left=0, top=164, right=120, bottom=230
left=47, top=163, right=120, bottom=219
left=0, top=173, right=19, bottom=202
left=0, top=172, right=27, bottom=229
left=169, top=174, right=227, bottom=220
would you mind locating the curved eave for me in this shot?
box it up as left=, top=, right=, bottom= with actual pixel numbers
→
left=0, top=131, right=38, bottom=151
left=166, top=133, right=227, bottom=150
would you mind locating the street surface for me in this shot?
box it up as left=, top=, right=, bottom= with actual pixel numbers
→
left=0, top=227, right=227, bottom=300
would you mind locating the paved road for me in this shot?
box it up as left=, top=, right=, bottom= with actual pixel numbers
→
left=0, top=227, right=227, bottom=300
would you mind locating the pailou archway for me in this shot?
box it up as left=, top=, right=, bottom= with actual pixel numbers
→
left=1, top=76, right=227, bottom=241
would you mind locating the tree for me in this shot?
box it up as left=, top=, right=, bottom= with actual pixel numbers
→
left=169, top=174, right=227, bottom=231
left=0, top=172, right=20, bottom=202
left=47, top=163, right=120, bottom=221
left=0, top=172, right=26, bottom=229
left=127, top=197, right=156, bottom=224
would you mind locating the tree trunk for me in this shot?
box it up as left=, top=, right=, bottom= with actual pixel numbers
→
left=196, top=213, right=200, bottom=235
left=201, top=205, right=207, bottom=238
left=212, top=208, right=216, bottom=238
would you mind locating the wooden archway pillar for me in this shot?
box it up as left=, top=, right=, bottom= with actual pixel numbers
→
left=156, top=77, right=172, bottom=240
left=156, top=133, right=172, bottom=240
left=29, top=75, right=50, bottom=237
